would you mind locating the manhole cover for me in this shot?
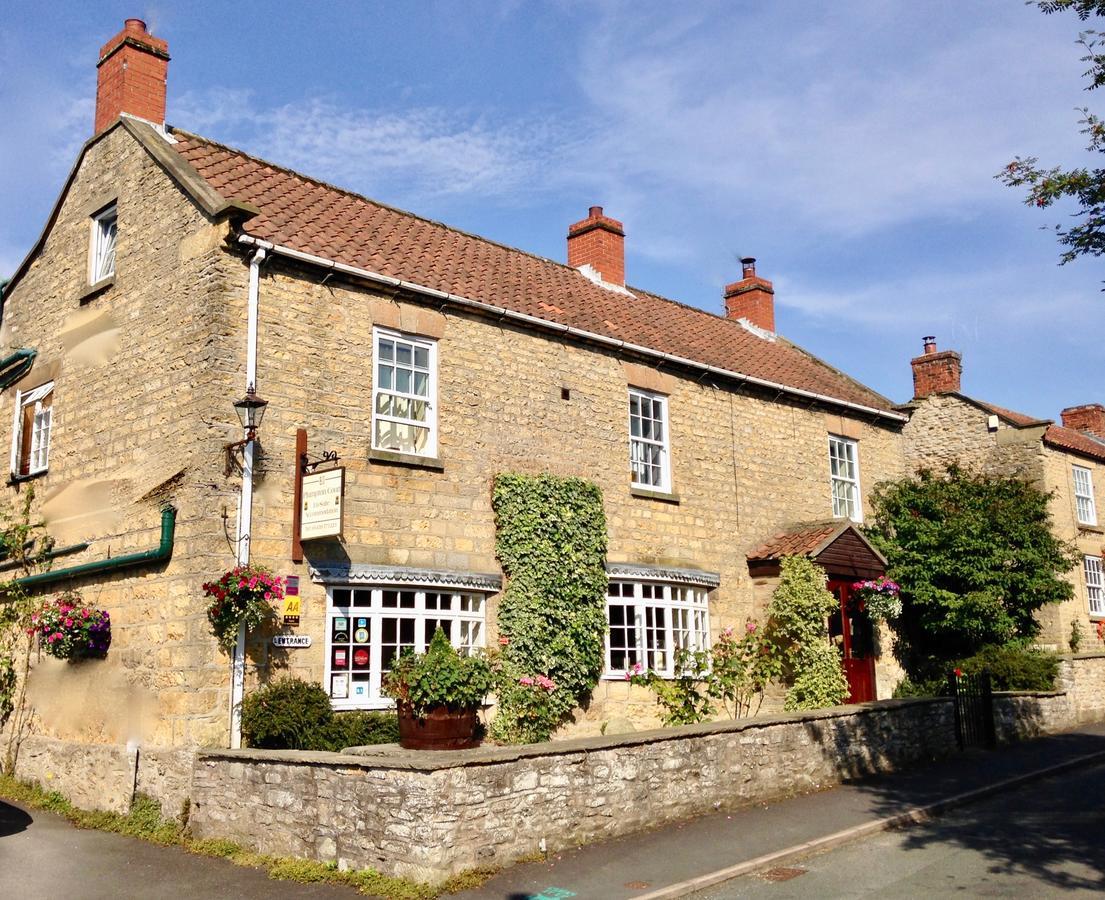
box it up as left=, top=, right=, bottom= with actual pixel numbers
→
left=624, top=881, right=651, bottom=890
left=761, top=867, right=807, bottom=882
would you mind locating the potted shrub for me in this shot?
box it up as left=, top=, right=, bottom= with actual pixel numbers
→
left=382, top=628, right=493, bottom=750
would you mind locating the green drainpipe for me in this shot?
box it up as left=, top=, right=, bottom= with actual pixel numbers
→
left=0, top=348, right=36, bottom=391
left=15, top=506, right=176, bottom=590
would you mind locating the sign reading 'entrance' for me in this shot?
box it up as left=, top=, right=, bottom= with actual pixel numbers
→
left=300, top=468, right=345, bottom=541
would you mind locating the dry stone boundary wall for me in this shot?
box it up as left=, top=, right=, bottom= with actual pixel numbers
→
left=11, top=654, right=1105, bottom=882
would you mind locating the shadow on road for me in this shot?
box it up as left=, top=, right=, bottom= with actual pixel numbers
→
left=0, top=800, right=32, bottom=838
left=813, top=717, right=1105, bottom=893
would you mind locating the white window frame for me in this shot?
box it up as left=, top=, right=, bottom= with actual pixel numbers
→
left=10, top=382, right=54, bottom=478
left=1073, top=465, right=1097, bottom=526
left=829, top=435, right=862, bottom=523
left=90, top=204, right=118, bottom=284
left=628, top=388, right=672, bottom=492
left=1085, top=555, right=1105, bottom=618
left=604, top=580, right=710, bottom=679
left=324, top=584, right=487, bottom=710
left=371, top=327, right=438, bottom=458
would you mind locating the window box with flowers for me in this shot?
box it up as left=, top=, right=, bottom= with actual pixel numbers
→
left=30, top=591, right=111, bottom=661
left=202, top=565, right=285, bottom=652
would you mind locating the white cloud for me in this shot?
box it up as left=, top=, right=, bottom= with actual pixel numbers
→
left=173, top=88, right=572, bottom=205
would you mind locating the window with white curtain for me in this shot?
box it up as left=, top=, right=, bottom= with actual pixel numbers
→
left=11, top=382, right=53, bottom=477
left=1073, top=465, right=1097, bottom=526
left=829, top=435, right=862, bottom=522
left=629, top=388, right=671, bottom=492
left=605, top=580, right=710, bottom=677
left=90, top=204, right=117, bottom=283
left=371, top=328, right=437, bottom=457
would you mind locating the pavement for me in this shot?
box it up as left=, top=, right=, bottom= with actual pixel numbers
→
left=457, top=721, right=1105, bottom=900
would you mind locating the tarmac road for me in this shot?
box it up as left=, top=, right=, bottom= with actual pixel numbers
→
left=699, top=760, right=1105, bottom=898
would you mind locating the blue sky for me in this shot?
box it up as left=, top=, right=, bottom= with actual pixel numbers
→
left=2, top=1, right=1101, bottom=417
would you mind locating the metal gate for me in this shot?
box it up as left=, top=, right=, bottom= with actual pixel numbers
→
left=949, top=671, right=996, bottom=750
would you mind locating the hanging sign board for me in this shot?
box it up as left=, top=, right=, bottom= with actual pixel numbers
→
left=300, top=468, right=345, bottom=541
left=272, top=634, right=311, bottom=648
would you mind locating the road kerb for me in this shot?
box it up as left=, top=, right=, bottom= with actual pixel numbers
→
left=634, top=748, right=1105, bottom=900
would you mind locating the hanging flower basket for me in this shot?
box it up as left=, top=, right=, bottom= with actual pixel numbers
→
left=202, top=564, right=284, bottom=652
left=30, top=591, right=111, bottom=661
left=851, top=576, right=902, bottom=622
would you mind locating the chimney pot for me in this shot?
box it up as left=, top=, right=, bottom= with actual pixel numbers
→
left=94, top=19, right=170, bottom=135
left=911, top=336, right=961, bottom=399
left=724, top=258, right=775, bottom=333
left=567, top=205, right=625, bottom=286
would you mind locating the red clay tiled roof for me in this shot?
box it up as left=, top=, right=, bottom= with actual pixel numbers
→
left=967, top=397, right=1049, bottom=428
left=966, top=395, right=1105, bottom=462
left=1044, top=423, right=1105, bottom=462
left=168, top=129, right=898, bottom=415
left=747, top=522, right=843, bottom=561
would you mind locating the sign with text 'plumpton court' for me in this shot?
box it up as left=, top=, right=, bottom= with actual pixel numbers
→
left=300, top=467, right=345, bottom=541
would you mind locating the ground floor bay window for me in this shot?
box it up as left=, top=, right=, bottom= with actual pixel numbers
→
left=603, top=565, right=719, bottom=678
left=318, top=567, right=499, bottom=709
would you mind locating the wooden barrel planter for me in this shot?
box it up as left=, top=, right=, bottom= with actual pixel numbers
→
left=396, top=701, right=481, bottom=750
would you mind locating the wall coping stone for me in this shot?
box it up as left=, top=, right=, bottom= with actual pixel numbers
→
left=1060, top=652, right=1105, bottom=661
left=195, top=696, right=952, bottom=773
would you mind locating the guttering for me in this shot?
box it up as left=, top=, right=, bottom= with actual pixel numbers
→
left=236, top=235, right=907, bottom=424
left=0, top=349, right=37, bottom=391
left=14, top=506, right=176, bottom=590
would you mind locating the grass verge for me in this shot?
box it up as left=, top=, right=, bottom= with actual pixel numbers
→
left=0, top=774, right=498, bottom=898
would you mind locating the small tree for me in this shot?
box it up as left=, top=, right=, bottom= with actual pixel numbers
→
left=868, top=465, right=1078, bottom=676
left=767, top=555, right=849, bottom=711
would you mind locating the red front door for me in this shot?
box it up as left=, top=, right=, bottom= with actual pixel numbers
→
left=827, top=579, right=876, bottom=703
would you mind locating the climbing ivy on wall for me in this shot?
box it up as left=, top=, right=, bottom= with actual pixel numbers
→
left=489, top=473, right=608, bottom=743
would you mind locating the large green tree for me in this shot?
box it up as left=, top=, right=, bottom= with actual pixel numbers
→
left=867, top=466, right=1078, bottom=674
left=999, top=1, right=1105, bottom=271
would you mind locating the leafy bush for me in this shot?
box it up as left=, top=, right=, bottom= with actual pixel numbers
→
left=958, top=644, right=1059, bottom=692
left=768, top=556, right=849, bottom=711
left=490, top=473, right=608, bottom=743
left=629, top=622, right=782, bottom=726
left=891, top=643, right=1060, bottom=697
left=868, top=465, right=1077, bottom=673
left=241, top=677, right=397, bottom=751
left=382, top=628, right=493, bottom=713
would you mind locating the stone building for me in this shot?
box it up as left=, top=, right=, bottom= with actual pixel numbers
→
left=0, top=19, right=909, bottom=776
left=902, top=337, right=1105, bottom=652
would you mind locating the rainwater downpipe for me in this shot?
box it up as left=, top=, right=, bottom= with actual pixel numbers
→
left=229, top=246, right=266, bottom=749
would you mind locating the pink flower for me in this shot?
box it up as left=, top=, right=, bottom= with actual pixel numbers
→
left=745, top=621, right=757, bottom=634
left=498, top=636, right=510, bottom=646
left=519, top=676, right=534, bottom=686
left=535, top=675, right=556, bottom=691
left=82, top=609, right=90, bottom=619
left=264, top=592, right=272, bottom=600
left=64, top=618, right=74, bottom=628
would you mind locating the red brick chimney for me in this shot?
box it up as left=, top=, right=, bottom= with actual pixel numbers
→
left=911, top=335, right=962, bottom=399
left=95, top=19, right=170, bottom=135
left=723, top=258, right=775, bottom=333
left=567, top=206, right=625, bottom=286
left=1061, top=403, right=1105, bottom=439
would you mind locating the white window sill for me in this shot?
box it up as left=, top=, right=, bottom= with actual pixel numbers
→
left=368, top=448, right=444, bottom=471
left=630, top=485, right=680, bottom=504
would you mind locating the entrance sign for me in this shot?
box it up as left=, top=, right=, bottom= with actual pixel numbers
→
left=272, top=634, right=312, bottom=648
left=300, top=467, right=345, bottom=541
